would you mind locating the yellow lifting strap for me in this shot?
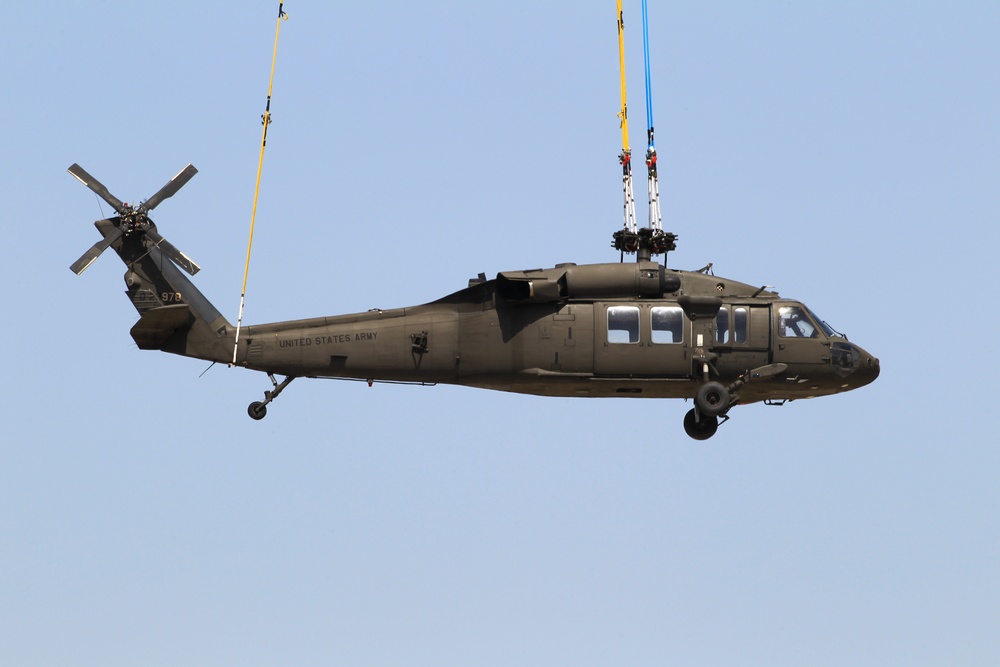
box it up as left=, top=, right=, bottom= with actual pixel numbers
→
left=615, top=0, right=637, bottom=236
left=233, top=3, right=289, bottom=365
left=616, top=0, right=630, bottom=153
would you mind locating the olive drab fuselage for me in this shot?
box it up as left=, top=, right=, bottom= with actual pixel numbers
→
left=69, top=9, right=880, bottom=439
left=230, top=260, right=880, bottom=404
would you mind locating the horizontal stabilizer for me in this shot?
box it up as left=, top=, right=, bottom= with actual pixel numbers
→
left=130, top=304, right=194, bottom=350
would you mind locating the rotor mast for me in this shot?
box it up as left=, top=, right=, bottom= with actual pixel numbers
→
left=611, top=0, right=676, bottom=264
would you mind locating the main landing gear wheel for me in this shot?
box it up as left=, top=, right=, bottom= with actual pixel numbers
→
left=248, top=401, right=267, bottom=420
left=695, top=381, right=730, bottom=417
left=684, top=408, right=719, bottom=440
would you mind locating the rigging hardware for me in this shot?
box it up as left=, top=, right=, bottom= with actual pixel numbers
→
left=612, top=0, right=676, bottom=264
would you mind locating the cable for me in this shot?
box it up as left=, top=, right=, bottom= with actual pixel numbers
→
left=616, top=0, right=637, bottom=235
left=232, top=3, right=289, bottom=365
left=641, top=0, right=662, bottom=233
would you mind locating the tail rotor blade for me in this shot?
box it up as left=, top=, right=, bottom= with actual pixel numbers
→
left=141, top=164, right=198, bottom=213
left=70, top=225, right=123, bottom=275
left=144, top=226, right=201, bottom=276
left=67, top=163, right=128, bottom=215
left=69, top=163, right=200, bottom=276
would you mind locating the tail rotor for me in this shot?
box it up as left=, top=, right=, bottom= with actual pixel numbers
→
left=68, top=163, right=201, bottom=276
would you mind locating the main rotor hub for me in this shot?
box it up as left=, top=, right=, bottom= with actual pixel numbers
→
left=612, top=227, right=677, bottom=262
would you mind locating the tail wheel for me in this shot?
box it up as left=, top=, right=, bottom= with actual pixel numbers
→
left=246, top=375, right=295, bottom=421
left=683, top=408, right=718, bottom=440
left=695, top=381, right=730, bottom=417
left=248, top=401, right=267, bottom=420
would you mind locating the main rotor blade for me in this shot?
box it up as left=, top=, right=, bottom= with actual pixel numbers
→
left=69, top=225, right=123, bottom=275
left=144, top=226, right=201, bottom=276
left=67, top=163, right=128, bottom=215
left=140, top=164, right=198, bottom=213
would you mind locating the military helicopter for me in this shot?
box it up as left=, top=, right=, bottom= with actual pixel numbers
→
left=68, top=3, right=879, bottom=440
left=67, top=159, right=879, bottom=440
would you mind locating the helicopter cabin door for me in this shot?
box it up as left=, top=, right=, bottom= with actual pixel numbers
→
left=712, top=304, right=770, bottom=375
left=594, top=302, right=688, bottom=377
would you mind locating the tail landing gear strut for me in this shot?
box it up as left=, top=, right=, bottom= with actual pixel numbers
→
left=247, top=373, right=295, bottom=420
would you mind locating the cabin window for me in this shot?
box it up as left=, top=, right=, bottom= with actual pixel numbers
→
left=607, top=306, right=640, bottom=344
left=651, top=306, right=684, bottom=344
left=715, top=308, right=730, bottom=344
left=778, top=305, right=819, bottom=338
left=734, top=307, right=748, bottom=344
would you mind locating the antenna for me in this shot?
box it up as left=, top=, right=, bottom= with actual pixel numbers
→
left=232, top=3, right=290, bottom=365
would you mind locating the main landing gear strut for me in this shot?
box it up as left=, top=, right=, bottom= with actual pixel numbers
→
left=247, top=373, right=295, bottom=420
left=683, top=363, right=788, bottom=441
left=684, top=380, right=730, bottom=440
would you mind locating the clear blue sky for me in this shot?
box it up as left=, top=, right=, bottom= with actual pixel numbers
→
left=3, top=2, right=998, bottom=665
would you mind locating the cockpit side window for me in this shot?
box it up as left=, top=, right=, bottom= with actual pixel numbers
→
left=608, top=306, right=640, bottom=344
left=651, top=306, right=684, bottom=344
left=778, top=305, right=819, bottom=338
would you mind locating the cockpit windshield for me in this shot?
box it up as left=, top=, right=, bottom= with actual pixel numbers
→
left=805, top=306, right=838, bottom=338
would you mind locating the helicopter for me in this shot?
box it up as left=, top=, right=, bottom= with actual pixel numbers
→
left=67, top=161, right=879, bottom=440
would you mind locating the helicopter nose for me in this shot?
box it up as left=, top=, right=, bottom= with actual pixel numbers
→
left=856, top=347, right=880, bottom=387
left=830, top=341, right=879, bottom=388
